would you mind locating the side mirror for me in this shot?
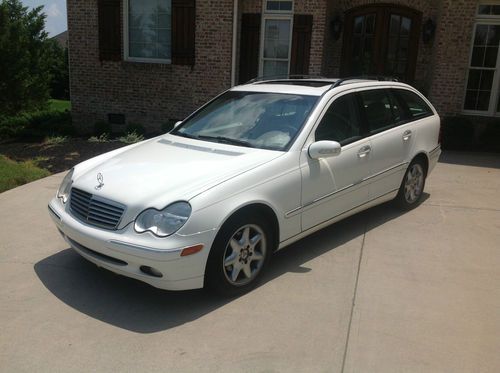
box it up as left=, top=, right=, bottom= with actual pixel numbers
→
left=174, top=121, right=182, bottom=129
left=308, top=141, right=342, bottom=159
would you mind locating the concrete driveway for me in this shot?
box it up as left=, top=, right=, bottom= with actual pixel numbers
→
left=0, top=152, right=499, bottom=372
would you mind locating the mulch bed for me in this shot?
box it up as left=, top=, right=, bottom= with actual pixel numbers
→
left=0, top=139, right=128, bottom=174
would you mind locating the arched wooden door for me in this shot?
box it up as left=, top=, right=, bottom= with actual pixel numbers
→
left=340, top=4, right=422, bottom=83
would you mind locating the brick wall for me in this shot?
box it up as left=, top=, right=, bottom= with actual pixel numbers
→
left=68, top=0, right=234, bottom=133
left=428, top=0, right=477, bottom=115
left=68, top=0, right=479, bottom=131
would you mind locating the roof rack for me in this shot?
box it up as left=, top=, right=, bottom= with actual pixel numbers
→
left=331, top=75, right=400, bottom=88
left=246, top=74, right=328, bottom=84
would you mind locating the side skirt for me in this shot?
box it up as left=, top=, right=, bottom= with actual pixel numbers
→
left=277, top=188, right=399, bottom=250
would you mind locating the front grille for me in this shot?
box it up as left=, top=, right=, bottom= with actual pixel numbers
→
left=69, top=188, right=125, bottom=230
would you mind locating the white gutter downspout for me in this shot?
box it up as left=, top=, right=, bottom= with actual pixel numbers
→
left=231, top=0, right=239, bottom=87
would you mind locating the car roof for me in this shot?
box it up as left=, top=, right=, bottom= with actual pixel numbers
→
left=230, top=78, right=416, bottom=97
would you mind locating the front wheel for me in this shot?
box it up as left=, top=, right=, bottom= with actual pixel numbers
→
left=395, top=160, right=426, bottom=209
left=205, top=214, right=273, bottom=296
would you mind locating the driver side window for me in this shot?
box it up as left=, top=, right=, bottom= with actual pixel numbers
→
left=315, top=93, right=362, bottom=145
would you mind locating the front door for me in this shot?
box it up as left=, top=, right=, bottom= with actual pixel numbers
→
left=341, top=5, right=422, bottom=83
left=300, top=92, right=371, bottom=231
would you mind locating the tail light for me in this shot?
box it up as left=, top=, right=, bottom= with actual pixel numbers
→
left=438, top=118, right=442, bottom=145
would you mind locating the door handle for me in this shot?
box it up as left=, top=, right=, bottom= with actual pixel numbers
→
left=357, top=145, right=371, bottom=158
left=403, top=130, right=412, bottom=141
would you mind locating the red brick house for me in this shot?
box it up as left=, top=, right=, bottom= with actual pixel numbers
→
left=67, top=0, right=499, bottom=132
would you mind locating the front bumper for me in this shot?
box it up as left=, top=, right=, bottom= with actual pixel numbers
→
left=48, top=198, right=218, bottom=291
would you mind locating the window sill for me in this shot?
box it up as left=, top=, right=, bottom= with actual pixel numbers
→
left=124, top=57, right=172, bottom=64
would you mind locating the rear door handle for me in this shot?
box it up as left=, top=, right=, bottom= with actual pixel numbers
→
left=357, top=145, right=371, bottom=158
left=403, top=130, right=412, bottom=141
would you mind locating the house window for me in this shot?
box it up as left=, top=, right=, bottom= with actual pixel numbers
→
left=266, top=0, right=293, bottom=13
left=126, top=0, right=172, bottom=62
left=260, top=1, right=293, bottom=77
left=464, top=4, right=500, bottom=114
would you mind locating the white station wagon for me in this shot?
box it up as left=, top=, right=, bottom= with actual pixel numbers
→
left=48, top=78, right=441, bottom=295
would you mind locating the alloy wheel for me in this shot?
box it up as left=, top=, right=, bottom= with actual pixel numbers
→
left=222, top=224, right=267, bottom=286
left=404, top=163, right=424, bottom=203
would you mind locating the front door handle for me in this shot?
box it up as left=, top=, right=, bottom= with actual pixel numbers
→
left=357, top=145, right=371, bottom=158
left=403, top=130, right=412, bottom=141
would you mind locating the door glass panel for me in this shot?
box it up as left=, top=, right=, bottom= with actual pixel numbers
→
left=315, top=94, right=362, bottom=145
left=351, top=14, right=376, bottom=76
left=263, top=60, right=289, bottom=76
left=384, top=14, right=412, bottom=80
left=360, top=89, right=403, bottom=133
left=262, top=19, right=291, bottom=77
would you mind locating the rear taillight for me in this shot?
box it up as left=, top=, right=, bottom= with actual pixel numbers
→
left=438, top=119, right=442, bottom=145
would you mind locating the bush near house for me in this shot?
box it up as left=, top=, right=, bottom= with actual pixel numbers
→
left=0, top=155, right=50, bottom=193
left=441, top=116, right=500, bottom=152
left=0, top=110, right=74, bottom=141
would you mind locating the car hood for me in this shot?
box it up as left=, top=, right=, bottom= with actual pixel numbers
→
left=72, top=134, right=283, bottom=224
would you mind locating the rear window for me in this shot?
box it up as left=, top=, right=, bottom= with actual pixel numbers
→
left=394, top=89, right=433, bottom=119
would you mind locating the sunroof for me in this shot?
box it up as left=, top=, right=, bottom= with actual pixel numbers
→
left=256, top=80, right=333, bottom=87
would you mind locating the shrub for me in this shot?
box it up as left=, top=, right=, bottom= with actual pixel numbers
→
left=126, top=123, right=146, bottom=136
left=440, top=116, right=475, bottom=151
left=0, top=110, right=74, bottom=141
left=118, top=131, right=144, bottom=144
left=0, top=155, right=51, bottom=193
left=94, top=121, right=112, bottom=137
left=44, top=135, right=68, bottom=145
left=88, top=133, right=110, bottom=143
left=478, top=121, right=500, bottom=152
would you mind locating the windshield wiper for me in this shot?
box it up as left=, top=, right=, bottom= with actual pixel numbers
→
left=174, top=131, right=199, bottom=140
left=197, top=135, right=254, bottom=148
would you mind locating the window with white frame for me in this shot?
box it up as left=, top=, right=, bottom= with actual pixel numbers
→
left=464, top=3, right=500, bottom=114
left=126, top=0, right=172, bottom=62
left=260, top=1, right=294, bottom=77
left=266, top=0, right=293, bottom=12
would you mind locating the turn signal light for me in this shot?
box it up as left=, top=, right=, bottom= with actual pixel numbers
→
left=180, top=244, right=204, bottom=257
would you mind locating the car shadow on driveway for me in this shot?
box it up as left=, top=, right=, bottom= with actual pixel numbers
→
left=34, top=196, right=428, bottom=334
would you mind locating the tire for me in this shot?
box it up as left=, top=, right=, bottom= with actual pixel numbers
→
left=395, top=159, right=427, bottom=210
left=205, top=213, right=274, bottom=297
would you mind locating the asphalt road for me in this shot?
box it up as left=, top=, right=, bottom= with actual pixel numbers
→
left=0, top=152, right=499, bottom=372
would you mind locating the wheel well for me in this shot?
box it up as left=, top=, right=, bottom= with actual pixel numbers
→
left=412, top=153, right=429, bottom=176
left=228, top=204, right=280, bottom=251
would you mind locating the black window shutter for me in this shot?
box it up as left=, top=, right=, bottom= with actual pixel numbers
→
left=290, top=14, right=313, bottom=75
left=238, top=13, right=261, bottom=84
left=172, top=0, right=196, bottom=65
left=98, top=0, right=122, bottom=61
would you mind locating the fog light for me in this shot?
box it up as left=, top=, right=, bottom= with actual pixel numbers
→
left=140, top=266, right=163, bottom=278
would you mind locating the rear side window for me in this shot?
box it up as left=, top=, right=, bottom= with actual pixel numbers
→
left=315, top=93, right=363, bottom=145
left=359, top=89, right=404, bottom=134
left=394, top=89, right=433, bottom=119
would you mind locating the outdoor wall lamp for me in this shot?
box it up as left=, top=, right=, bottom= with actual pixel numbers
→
left=330, top=15, right=343, bottom=41
left=422, top=18, right=436, bottom=44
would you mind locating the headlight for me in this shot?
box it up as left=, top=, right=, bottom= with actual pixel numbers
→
left=134, top=202, right=192, bottom=237
left=57, top=168, right=74, bottom=203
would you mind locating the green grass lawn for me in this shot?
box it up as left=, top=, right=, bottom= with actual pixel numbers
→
left=0, top=155, right=50, bottom=193
left=48, top=99, right=71, bottom=112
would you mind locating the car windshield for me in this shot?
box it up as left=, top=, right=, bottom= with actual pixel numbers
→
left=172, top=91, right=318, bottom=151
